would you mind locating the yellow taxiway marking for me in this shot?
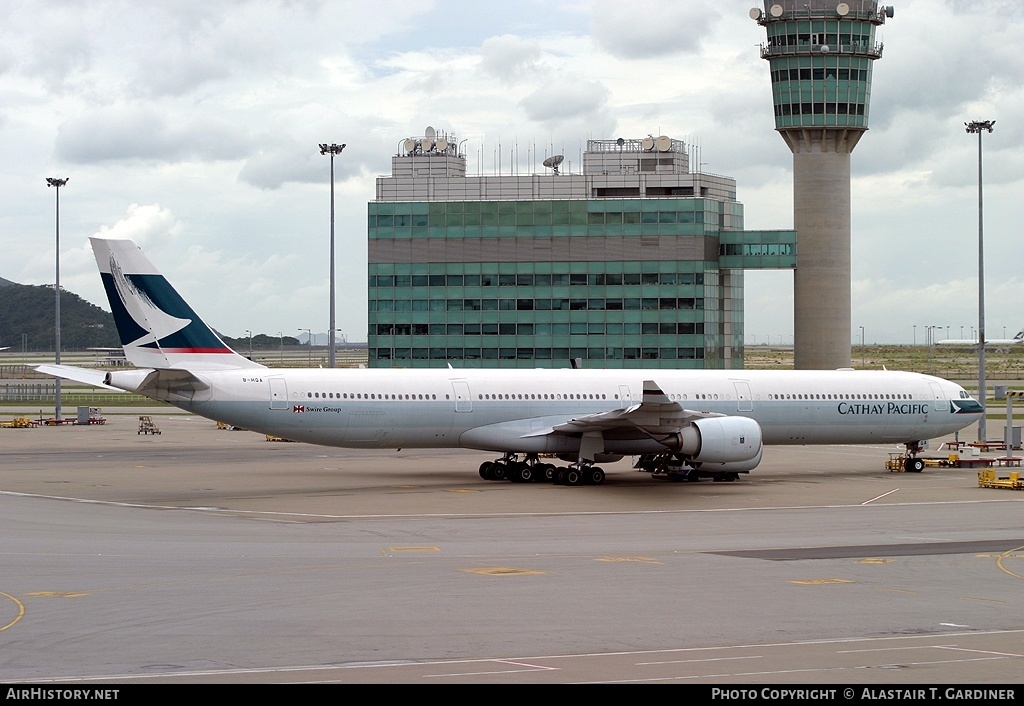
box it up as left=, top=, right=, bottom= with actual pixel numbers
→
left=26, top=591, right=90, bottom=598
left=790, top=578, right=855, bottom=585
left=996, top=545, right=1024, bottom=580
left=596, top=556, right=664, bottom=565
left=0, top=592, right=25, bottom=632
left=460, top=567, right=548, bottom=576
left=857, top=558, right=896, bottom=564
left=388, top=546, right=440, bottom=553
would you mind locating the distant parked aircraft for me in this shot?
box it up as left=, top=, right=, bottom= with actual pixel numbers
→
left=936, top=329, right=1024, bottom=347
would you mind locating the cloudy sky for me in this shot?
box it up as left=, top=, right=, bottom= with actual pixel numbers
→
left=2, top=0, right=1021, bottom=347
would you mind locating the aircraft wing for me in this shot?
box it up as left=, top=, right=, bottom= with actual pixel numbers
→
left=36, top=364, right=121, bottom=391
left=524, top=380, right=719, bottom=439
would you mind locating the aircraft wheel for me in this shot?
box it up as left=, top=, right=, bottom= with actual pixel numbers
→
left=479, top=461, right=493, bottom=480
left=538, top=464, right=556, bottom=483
left=508, top=462, right=532, bottom=483
left=565, top=468, right=584, bottom=486
left=554, top=468, right=567, bottom=485
left=490, top=462, right=507, bottom=481
left=906, top=457, right=925, bottom=473
left=587, top=467, right=605, bottom=485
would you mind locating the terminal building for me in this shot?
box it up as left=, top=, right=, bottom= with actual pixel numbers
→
left=366, top=130, right=796, bottom=369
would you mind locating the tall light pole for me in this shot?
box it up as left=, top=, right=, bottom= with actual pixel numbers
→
left=278, top=331, right=283, bottom=365
left=299, top=328, right=311, bottom=367
left=319, top=142, right=346, bottom=368
left=859, top=326, right=865, bottom=369
left=966, top=119, right=994, bottom=441
left=245, top=329, right=252, bottom=359
left=46, top=177, right=68, bottom=421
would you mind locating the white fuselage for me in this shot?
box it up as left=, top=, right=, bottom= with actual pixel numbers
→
left=148, top=367, right=979, bottom=453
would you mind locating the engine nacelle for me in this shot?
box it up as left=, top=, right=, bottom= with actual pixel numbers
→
left=661, top=416, right=763, bottom=465
left=692, top=444, right=763, bottom=473
left=104, top=369, right=154, bottom=393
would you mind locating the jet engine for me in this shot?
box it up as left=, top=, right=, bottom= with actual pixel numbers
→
left=660, top=416, right=763, bottom=468
left=104, top=369, right=154, bottom=393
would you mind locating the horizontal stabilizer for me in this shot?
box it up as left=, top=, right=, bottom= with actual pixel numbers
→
left=36, top=364, right=122, bottom=391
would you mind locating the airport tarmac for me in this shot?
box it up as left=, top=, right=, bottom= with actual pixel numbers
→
left=1, top=411, right=1022, bottom=685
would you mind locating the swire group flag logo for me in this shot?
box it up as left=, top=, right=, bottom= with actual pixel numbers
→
left=293, top=405, right=305, bottom=413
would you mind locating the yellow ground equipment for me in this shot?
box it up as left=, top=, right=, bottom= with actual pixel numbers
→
left=978, top=469, right=1024, bottom=490
left=0, top=417, right=36, bottom=429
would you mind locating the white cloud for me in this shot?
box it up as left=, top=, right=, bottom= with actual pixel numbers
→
left=55, top=106, right=253, bottom=163
left=590, top=0, right=720, bottom=59
left=520, top=78, right=611, bottom=125
left=480, top=35, right=544, bottom=83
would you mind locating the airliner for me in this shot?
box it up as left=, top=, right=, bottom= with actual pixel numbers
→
left=38, top=238, right=984, bottom=484
left=936, top=330, right=1024, bottom=347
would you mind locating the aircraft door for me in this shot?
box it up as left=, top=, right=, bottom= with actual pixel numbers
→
left=452, top=380, right=472, bottom=412
left=618, top=385, right=632, bottom=406
left=928, top=382, right=945, bottom=412
left=733, top=381, right=753, bottom=412
left=269, top=377, right=289, bottom=410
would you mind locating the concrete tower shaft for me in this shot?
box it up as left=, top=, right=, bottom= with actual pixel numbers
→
left=751, top=1, right=892, bottom=369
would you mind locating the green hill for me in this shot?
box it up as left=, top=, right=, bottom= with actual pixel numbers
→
left=0, top=283, right=120, bottom=351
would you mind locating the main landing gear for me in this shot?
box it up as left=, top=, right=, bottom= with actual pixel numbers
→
left=478, top=454, right=606, bottom=486
left=634, top=453, right=742, bottom=483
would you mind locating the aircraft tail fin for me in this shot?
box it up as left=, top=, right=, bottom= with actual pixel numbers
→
left=91, top=237, right=264, bottom=371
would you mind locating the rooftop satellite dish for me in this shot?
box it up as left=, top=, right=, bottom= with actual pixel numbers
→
left=542, top=154, right=564, bottom=174
left=820, top=44, right=830, bottom=53
left=655, top=135, right=671, bottom=152
left=884, top=5, right=894, bottom=17
left=641, top=136, right=655, bottom=151
left=836, top=2, right=850, bottom=15
left=421, top=138, right=434, bottom=152
left=616, top=137, right=625, bottom=146
left=749, top=7, right=763, bottom=20
left=425, top=126, right=436, bottom=139
left=436, top=137, right=449, bottom=151
left=403, top=138, right=417, bottom=153
left=770, top=3, right=784, bottom=17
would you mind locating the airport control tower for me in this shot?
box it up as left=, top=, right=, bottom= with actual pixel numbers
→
left=751, top=1, right=893, bottom=369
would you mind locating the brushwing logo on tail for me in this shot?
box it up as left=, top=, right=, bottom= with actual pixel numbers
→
left=103, top=253, right=231, bottom=353
left=108, top=254, right=190, bottom=348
